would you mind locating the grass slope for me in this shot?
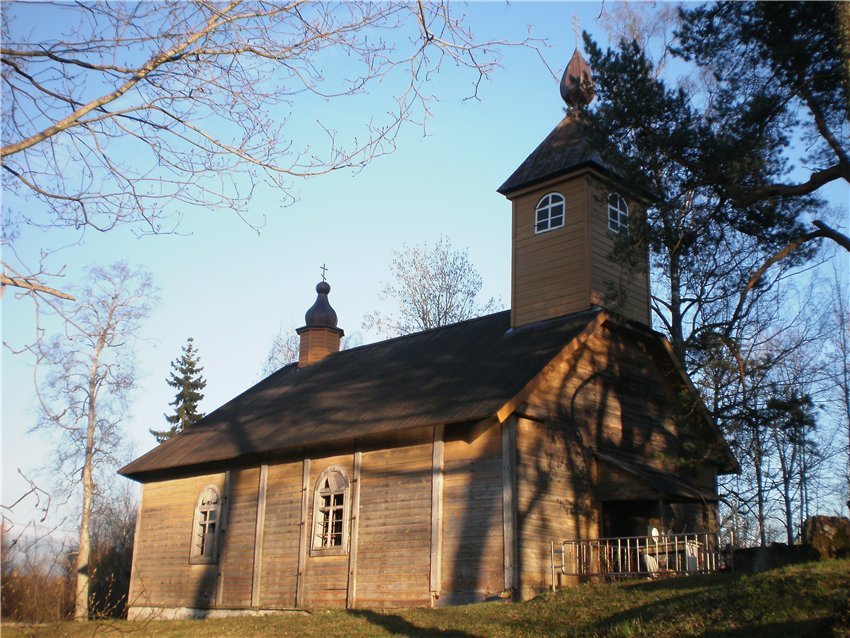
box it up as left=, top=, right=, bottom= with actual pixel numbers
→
left=4, top=560, right=849, bottom=638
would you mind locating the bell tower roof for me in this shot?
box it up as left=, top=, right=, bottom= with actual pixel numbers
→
left=497, top=114, right=614, bottom=196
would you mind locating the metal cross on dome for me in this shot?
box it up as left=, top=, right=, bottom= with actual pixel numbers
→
left=320, top=263, right=328, bottom=282
left=572, top=14, right=581, bottom=48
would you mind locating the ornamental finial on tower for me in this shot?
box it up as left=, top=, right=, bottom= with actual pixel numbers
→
left=560, top=45, right=596, bottom=109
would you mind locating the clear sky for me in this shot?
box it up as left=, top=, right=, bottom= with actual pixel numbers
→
left=3, top=2, right=848, bottom=537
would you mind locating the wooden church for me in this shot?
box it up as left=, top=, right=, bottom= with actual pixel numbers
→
left=119, top=48, right=737, bottom=619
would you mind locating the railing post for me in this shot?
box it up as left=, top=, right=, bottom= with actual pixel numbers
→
left=550, top=541, right=556, bottom=592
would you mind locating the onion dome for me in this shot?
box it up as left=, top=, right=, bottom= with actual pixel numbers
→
left=304, top=281, right=339, bottom=328
left=560, top=48, right=596, bottom=109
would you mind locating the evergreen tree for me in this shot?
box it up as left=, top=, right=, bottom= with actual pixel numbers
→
left=151, top=338, right=206, bottom=443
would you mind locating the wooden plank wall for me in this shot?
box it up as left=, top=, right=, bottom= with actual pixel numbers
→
left=130, top=473, right=225, bottom=609
left=259, top=460, right=303, bottom=607
left=218, top=467, right=260, bottom=607
left=355, top=442, right=433, bottom=607
left=302, top=454, right=353, bottom=608
left=441, top=424, right=505, bottom=602
left=131, top=424, right=516, bottom=611
left=515, top=418, right=597, bottom=596
left=514, top=323, right=720, bottom=594
left=511, top=175, right=590, bottom=327
left=527, top=325, right=690, bottom=466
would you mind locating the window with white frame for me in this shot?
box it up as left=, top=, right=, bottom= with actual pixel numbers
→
left=535, top=192, right=565, bottom=233
left=608, top=193, right=629, bottom=235
left=190, top=485, right=221, bottom=564
left=311, top=466, right=349, bottom=554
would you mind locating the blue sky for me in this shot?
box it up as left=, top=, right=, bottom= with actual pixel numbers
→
left=3, top=2, right=848, bottom=535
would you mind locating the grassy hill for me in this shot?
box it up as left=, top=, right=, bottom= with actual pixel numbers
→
left=4, top=559, right=848, bottom=638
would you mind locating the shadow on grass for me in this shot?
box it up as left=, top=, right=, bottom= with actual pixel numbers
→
left=614, top=571, right=737, bottom=593
left=586, top=584, right=834, bottom=638
left=348, top=609, right=480, bottom=638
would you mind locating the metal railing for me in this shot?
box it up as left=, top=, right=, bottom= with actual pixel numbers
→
left=550, top=531, right=731, bottom=588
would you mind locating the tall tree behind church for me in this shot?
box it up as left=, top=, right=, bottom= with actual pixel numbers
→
left=151, top=338, right=206, bottom=443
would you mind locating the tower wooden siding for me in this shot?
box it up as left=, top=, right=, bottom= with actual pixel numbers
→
left=510, top=171, right=650, bottom=329
left=511, top=173, right=591, bottom=328
left=587, top=182, right=651, bottom=325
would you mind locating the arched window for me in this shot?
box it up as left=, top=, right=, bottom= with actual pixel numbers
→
left=608, top=193, right=629, bottom=235
left=535, top=193, right=565, bottom=233
left=311, top=466, right=350, bottom=553
left=190, top=485, right=221, bottom=564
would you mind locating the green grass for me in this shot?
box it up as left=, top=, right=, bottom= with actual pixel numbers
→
left=4, top=560, right=849, bottom=638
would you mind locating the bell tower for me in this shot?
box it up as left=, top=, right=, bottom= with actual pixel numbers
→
left=498, top=48, right=651, bottom=329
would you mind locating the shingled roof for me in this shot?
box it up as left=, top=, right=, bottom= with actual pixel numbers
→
left=497, top=115, right=615, bottom=196
left=120, top=309, right=599, bottom=480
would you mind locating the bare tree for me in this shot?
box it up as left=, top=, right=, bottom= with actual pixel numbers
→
left=28, top=262, right=155, bottom=620
left=1, top=1, right=533, bottom=297
left=827, top=266, right=850, bottom=511
left=363, top=235, right=499, bottom=338
left=262, top=325, right=301, bottom=376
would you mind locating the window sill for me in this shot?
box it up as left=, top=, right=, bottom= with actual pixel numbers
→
left=309, top=546, right=348, bottom=558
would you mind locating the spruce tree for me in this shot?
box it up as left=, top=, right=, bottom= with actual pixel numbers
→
left=151, top=338, right=206, bottom=443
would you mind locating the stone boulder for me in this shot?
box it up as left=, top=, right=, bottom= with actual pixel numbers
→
left=803, top=515, right=850, bottom=559
left=733, top=543, right=819, bottom=573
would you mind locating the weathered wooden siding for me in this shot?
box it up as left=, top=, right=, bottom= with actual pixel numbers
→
left=510, top=172, right=651, bottom=329
left=514, top=323, right=717, bottom=594
left=587, top=182, right=650, bottom=325
left=302, top=454, right=353, bottom=608
left=218, top=467, right=260, bottom=607
left=511, top=174, right=590, bottom=328
left=441, top=424, right=505, bottom=602
left=355, top=443, right=433, bottom=607
left=515, top=418, right=597, bottom=596
left=258, top=460, right=303, bottom=607
left=130, top=473, right=225, bottom=609
left=524, top=325, right=695, bottom=464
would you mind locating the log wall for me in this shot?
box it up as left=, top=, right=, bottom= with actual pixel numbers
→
left=356, top=442, right=433, bottom=607
left=130, top=473, right=225, bottom=609
left=302, top=453, right=354, bottom=608
left=259, top=460, right=303, bottom=607
left=440, top=424, right=505, bottom=602
left=514, top=323, right=718, bottom=595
